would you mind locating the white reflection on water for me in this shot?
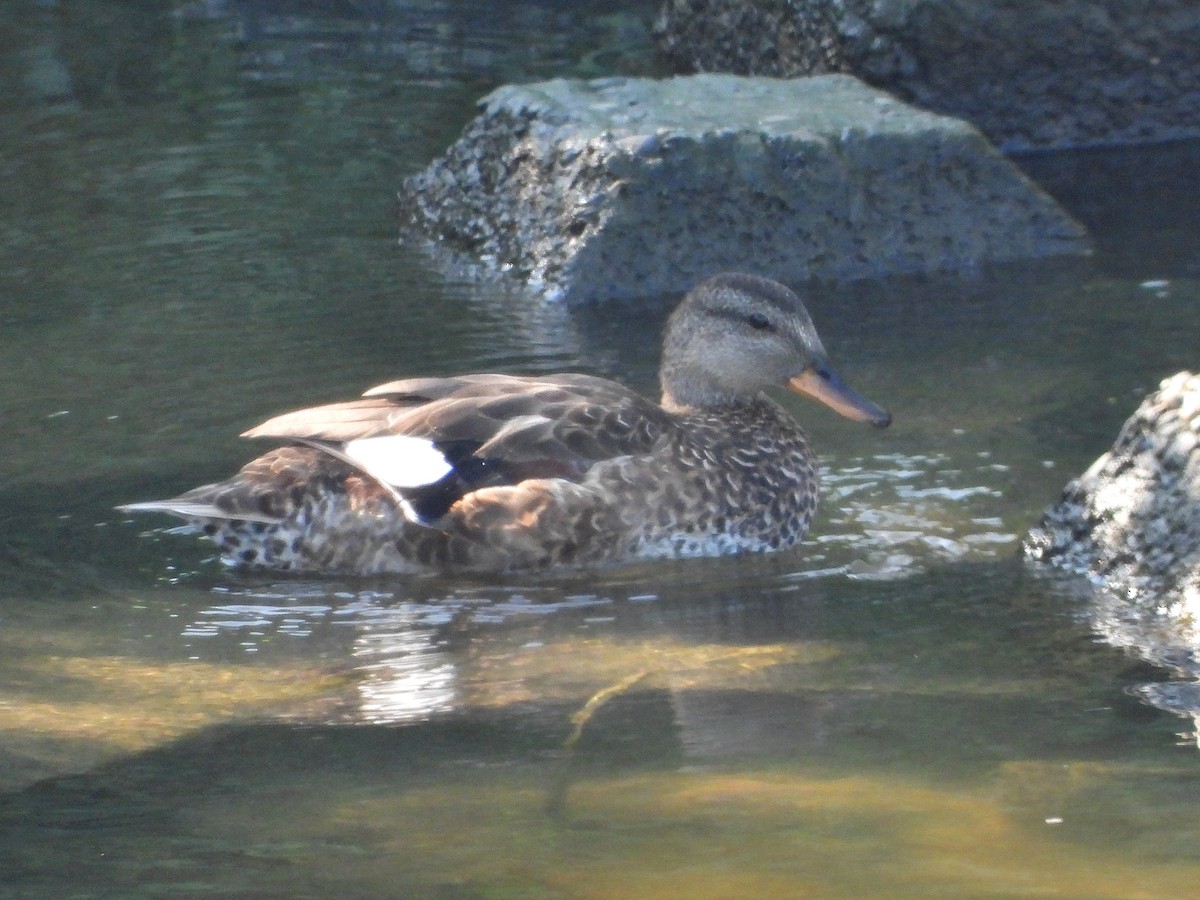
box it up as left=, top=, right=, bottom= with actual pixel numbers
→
left=355, top=617, right=458, bottom=724
left=185, top=603, right=334, bottom=638
left=818, top=451, right=1019, bottom=580
left=184, top=587, right=618, bottom=724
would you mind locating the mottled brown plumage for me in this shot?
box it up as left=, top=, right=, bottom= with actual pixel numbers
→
left=118, top=273, right=890, bottom=574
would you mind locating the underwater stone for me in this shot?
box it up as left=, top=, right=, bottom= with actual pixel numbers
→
left=399, top=74, right=1089, bottom=303
left=1026, top=371, right=1200, bottom=610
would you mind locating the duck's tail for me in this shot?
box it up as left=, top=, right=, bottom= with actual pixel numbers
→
left=114, top=498, right=281, bottom=525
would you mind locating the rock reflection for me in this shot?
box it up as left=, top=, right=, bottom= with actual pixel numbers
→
left=1077, top=579, right=1200, bottom=744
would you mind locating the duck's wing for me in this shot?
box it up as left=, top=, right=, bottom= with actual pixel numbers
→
left=240, top=374, right=673, bottom=520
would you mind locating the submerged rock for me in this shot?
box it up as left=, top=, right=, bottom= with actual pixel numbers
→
left=400, top=74, right=1087, bottom=303
left=1025, top=371, right=1200, bottom=613
left=654, top=0, right=1200, bottom=150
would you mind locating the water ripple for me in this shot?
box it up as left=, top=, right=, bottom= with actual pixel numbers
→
left=819, top=451, right=1020, bottom=579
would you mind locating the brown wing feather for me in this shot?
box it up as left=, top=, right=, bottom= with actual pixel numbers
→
left=363, top=373, right=539, bottom=400
left=242, top=398, right=403, bottom=443
left=242, top=373, right=673, bottom=471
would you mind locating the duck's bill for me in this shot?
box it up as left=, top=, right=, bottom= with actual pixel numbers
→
left=787, top=366, right=892, bottom=428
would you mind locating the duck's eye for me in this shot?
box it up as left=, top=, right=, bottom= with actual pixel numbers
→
left=746, top=312, right=773, bottom=331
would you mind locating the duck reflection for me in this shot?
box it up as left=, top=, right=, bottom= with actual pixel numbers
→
left=181, top=575, right=845, bottom=759
left=354, top=614, right=459, bottom=724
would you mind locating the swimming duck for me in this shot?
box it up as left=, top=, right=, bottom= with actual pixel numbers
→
left=118, top=273, right=890, bottom=574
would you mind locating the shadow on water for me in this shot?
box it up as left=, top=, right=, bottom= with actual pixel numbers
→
left=1017, top=140, right=1200, bottom=282
left=3, top=559, right=1199, bottom=897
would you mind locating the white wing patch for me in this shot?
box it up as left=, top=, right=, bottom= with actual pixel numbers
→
left=343, top=435, right=453, bottom=488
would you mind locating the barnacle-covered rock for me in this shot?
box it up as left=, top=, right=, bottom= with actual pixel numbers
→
left=1026, top=371, right=1200, bottom=613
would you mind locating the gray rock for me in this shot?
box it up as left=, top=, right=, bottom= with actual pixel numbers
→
left=1025, top=371, right=1200, bottom=611
left=18, top=43, right=74, bottom=103
left=654, top=0, right=1200, bottom=150
left=400, top=73, right=1088, bottom=303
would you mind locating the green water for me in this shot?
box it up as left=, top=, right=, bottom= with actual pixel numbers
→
left=3, top=2, right=1200, bottom=897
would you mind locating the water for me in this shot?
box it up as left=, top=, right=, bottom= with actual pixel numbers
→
left=3, top=2, right=1200, bottom=896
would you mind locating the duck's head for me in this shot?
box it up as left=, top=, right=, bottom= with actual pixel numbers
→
left=659, top=272, right=891, bottom=427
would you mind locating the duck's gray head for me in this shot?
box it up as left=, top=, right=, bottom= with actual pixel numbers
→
left=659, top=272, right=891, bottom=427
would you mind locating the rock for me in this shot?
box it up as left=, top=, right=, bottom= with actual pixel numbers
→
left=1025, top=372, right=1200, bottom=611
left=400, top=74, right=1088, bottom=303
left=654, top=0, right=1200, bottom=150
left=18, top=43, right=74, bottom=103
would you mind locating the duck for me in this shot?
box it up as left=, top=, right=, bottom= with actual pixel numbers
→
left=117, top=273, right=891, bottom=575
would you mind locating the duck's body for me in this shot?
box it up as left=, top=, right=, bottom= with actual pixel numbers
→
left=119, top=274, right=890, bottom=575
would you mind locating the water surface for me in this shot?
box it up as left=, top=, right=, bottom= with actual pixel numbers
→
left=3, top=3, right=1200, bottom=897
